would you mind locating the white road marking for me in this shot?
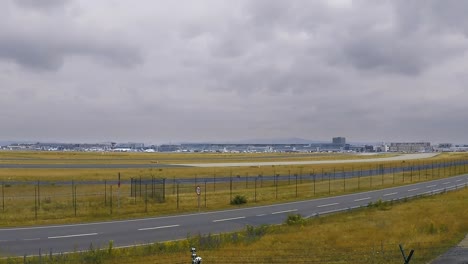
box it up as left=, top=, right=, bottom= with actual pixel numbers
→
left=442, top=182, right=450, bottom=185
left=318, top=202, right=339, bottom=208
left=48, top=233, right=98, bottom=239
left=384, top=192, right=398, bottom=196
left=138, top=225, right=180, bottom=231
left=407, top=188, right=419, bottom=192
left=213, top=216, right=245, bottom=222
left=354, top=197, right=371, bottom=202
left=256, top=214, right=266, bottom=217
left=456, top=179, right=463, bottom=182
left=426, top=185, right=437, bottom=188
left=23, top=238, right=40, bottom=241
left=271, top=209, right=298, bottom=215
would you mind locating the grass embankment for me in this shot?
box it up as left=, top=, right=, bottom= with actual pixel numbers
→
left=3, top=186, right=467, bottom=263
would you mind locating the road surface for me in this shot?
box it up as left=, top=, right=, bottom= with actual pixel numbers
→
left=0, top=173, right=466, bottom=256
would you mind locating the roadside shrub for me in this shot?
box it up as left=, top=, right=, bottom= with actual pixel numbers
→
left=285, top=213, right=306, bottom=225
left=246, top=224, right=269, bottom=241
left=367, top=199, right=391, bottom=210
left=230, top=195, right=247, bottom=205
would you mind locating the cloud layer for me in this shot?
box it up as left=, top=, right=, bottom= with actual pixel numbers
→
left=1, top=0, right=467, bottom=144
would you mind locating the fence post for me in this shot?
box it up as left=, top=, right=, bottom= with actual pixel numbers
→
left=145, top=184, right=148, bottom=213
left=139, top=176, right=142, bottom=197
left=313, top=172, right=316, bottom=196
left=110, top=185, right=113, bottom=215
left=176, top=183, right=179, bottom=210
left=74, top=185, right=77, bottom=217
left=37, top=180, right=40, bottom=209
left=163, top=178, right=166, bottom=202
left=246, top=173, right=248, bottom=188
left=343, top=168, right=346, bottom=192
left=2, top=182, right=4, bottom=212
left=230, top=176, right=233, bottom=202
left=295, top=174, right=298, bottom=197
left=104, top=180, right=107, bottom=206
left=253, top=177, right=257, bottom=202
left=275, top=174, right=278, bottom=199
left=34, top=187, right=38, bottom=220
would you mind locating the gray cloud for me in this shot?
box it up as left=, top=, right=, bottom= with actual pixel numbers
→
left=14, top=0, right=70, bottom=10
left=1, top=0, right=468, bottom=144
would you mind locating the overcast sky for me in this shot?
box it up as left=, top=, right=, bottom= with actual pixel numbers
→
left=1, top=0, right=468, bottom=144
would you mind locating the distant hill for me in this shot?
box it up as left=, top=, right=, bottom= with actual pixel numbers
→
left=225, top=137, right=330, bottom=145
left=0, top=141, right=14, bottom=146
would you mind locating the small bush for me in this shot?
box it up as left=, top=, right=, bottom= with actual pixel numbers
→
left=230, top=195, right=247, bottom=205
left=246, top=224, right=269, bottom=241
left=367, top=199, right=391, bottom=210
left=285, top=214, right=306, bottom=225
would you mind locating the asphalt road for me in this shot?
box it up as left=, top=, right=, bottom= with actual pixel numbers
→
left=0, top=174, right=466, bottom=257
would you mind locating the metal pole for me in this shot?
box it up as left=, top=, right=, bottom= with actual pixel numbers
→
left=34, top=187, right=38, bottom=220
left=295, top=174, right=298, bottom=197
left=72, top=180, right=74, bottom=211
left=163, top=178, right=166, bottom=202
left=254, top=178, right=257, bottom=202
left=110, top=185, right=113, bottom=215
left=74, top=185, right=77, bottom=217
left=37, top=180, right=40, bottom=209
left=139, top=176, right=142, bottom=197
left=343, top=167, right=346, bottom=192
left=313, top=173, right=316, bottom=196
left=204, top=180, right=207, bottom=208
left=176, top=183, right=179, bottom=209
left=358, top=168, right=361, bottom=190
left=2, top=182, right=4, bottom=212
left=118, top=173, right=121, bottom=209
left=230, top=176, right=233, bottom=202
left=275, top=174, right=278, bottom=199
left=145, top=184, right=148, bottom=213
left=104, top=180, right=107, bottom=206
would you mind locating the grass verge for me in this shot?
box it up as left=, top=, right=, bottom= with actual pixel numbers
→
left=2, top=185, right=467, bottom=263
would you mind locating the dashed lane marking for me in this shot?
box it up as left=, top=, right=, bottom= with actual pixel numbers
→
left=317, top=203, right=339, bottom=208
left=213, top=216, right=246, bottom=223
left=138, top=225, right=180, bottom=231
left=48, top=233, right=98, bottom=239
left=354, top=197, right=371, bottom=202
left=271, top=209, right=298, bottom=215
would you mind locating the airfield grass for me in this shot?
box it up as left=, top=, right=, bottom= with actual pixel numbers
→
left=0, top=151, right=398, bottom=164
left=0, top=159, right=466, bottom=227
left=3, top=184, right=468, bottom=263
left=0, top=152, right=465, bottom=182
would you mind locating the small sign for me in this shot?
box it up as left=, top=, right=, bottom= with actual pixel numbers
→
left=196, top=186, right=201, bottom=196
